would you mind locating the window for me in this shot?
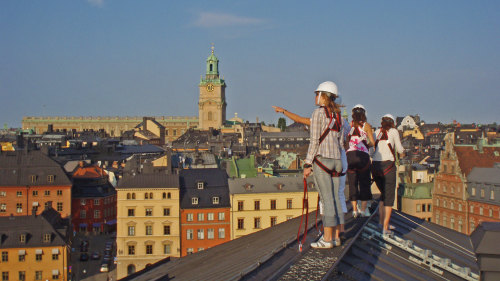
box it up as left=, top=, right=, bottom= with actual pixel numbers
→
left=287, top=199, right=293, bottom=209
left=187, top=213, right=193, bottom=222
left=2, top=272, right=8, bottom=281
left=17, top=191, right=22, bottom=197
left=19, top=271, right=25, bottom=281
left=43, top=234, right=51, bottom=243
left=128, top=209, right=135, bottom=217
left=458, top=204, right=462, bottom=211
left=44, top=190, right=50, bottom=196
left=47, top=175, right=54, bottom=183
left=435, top=213, right=440, bottom=224
left=146, top=225, right=153, bottom=235
left=164, top=244, right=171, bottom=254
left=481, top=189, right=485, bottom=198
left=163, top=208, right=170, bottom=216
left=435, top=199, right=439, bottom=207
left=254, top=200, right=260, bottom=210
left=480, top=207, right=484, bottom=216
left=218, top=212, right=225, bottom=221
left=146, top=245, right=153, bottom=255
left=16, top=203, right=23, bottom=213
left=33, top=190, right=38, bottom=196
left=287, top=216, right=293, bottom=220
left=491, top=190, right=495, bottom=200
left=80, top=210, right=86, bottom=219
left=36, top=253, right=42, bottom=261
left=207, top=228, right=214, bottom=239
left=451, top=202, right=454, bottom=210
left=94, top=199, right=100, bottom=205
left=213, top=197, right=219, bottom=204
left=128, top=226, right=135, bottom=236
left=471, top=187, right=476, bottom=196
left=94, top=210, right=100, bottom=218
left=198, top=247, right=204, bottom=252
left=451, top=217, right=455, bottom=230
left=81, top=199, right=86, bottom=205
left=254, top=217, right=261, bottom=229
left=19, top=234, right=26, bottom=243
left=427, top=204, right=432, bottom=212
left=470, top=221, right=475, bottom=232
left=443, top=200, right=447, bottom=208
left=271, top=217, right=277, bottom=227
left=162, top=192, right=167, bottom=199
left=128, top=245, right=135, bottom=255
left=238, top=201, right=244, bottom=211
left=271, top=200, right=277, bottom=210
left=35, top=271, right=42, bottom=280
left=187, top=248, right=194, bottom=255
left=237, top=218, right=244, bottom=229
left=30, top=175, right=37, bottom=183
left=56, top=190, right=62, bottom=196
left=132, top=193, right=136, bottom=199
left=489, top=209, right=493, bottom=217
left=0, top=203, right=5, bottom=213
left=197, top=229, right=204, bottom=240
left=1, top=251, right=7, bottom=262
left=164, top=225, right=171, bottom=235
left=52, top=253, right=59, bottom=260
left=197, top=182, right=204, bottom=189
left=18, top=253, right=25, bottom=262
left=187, top=229, right=193, bottom=240
left=145, top=208, right=153, bottom=216
left=470, top=205, right=474, bottom=213
left=57, top=202, right=63, bottom=212
left=192, top=197, right=199, bottom=205
left=198, top=213, right=204, bottom=221
left=207, top=213, right=214, bottom=221
left=451, top=187, right=455, bottom=194
left=218, top=228, right=225, bottom=239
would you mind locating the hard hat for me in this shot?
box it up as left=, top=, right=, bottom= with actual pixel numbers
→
left=315, top=81, right=338, bottom=97
left=352, top=104, right=365, bottom=111
left=382, top=114, right=395, bottom=123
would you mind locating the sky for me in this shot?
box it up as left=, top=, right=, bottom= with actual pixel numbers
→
left=1, top=0, right=499, bottom=128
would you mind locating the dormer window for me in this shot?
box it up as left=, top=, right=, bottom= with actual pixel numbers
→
left=192, top=197, right=199, bottom=205
left=47, top=175, right=55, bottom=183
left=19, top=234, right=26, bottom=243
left=43, top=233, right=51, bottom=243
left=30, top=175, right=37, bottom=183
left=213, top=197, right=219, bottom=204
left=244, top=184, right=253, bottom=191
left=276, top=183, right=284, bottom=190
left=197, top=182, right=205, bottom=190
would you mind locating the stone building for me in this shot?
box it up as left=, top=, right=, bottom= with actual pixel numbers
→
left=467, top=166, right=500, bottom=233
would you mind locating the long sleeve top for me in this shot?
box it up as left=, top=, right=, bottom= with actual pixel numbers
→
left=305, top=107, right=344, bottom=164
left=372, top=128, right=404, bottom=162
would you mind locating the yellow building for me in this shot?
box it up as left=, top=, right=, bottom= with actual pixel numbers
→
left=402, top=127, right=424, bottom=140
left=400, top=183, right=433, bottom=221
left=228, top=177, right=318, bottom=239
left=115, top=173, right=181, bottom=279
left=0, top=209, right=69, bottom=281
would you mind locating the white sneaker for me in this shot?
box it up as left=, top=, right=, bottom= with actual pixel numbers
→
left=353, top=210, right=359, bottom=218
left=311, top=237, right=334, bottom=249
left=362, top=209, right=371, bottom=217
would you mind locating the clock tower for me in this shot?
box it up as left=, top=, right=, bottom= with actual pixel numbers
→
left=198, top=45, right=227, bottom=130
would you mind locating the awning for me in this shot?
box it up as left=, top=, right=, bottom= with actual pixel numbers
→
left=105, top=219, right=117, bottom=225
left=92, top=222, right=101, bottom=227
left=79, top=223, right=87, bottom=227
left=52, top=269, right=59, bottom=275
left=18, top=250, right=26, bottom=255
left=52, top=249, right=60, bottom=254
left=35, top=249, right=43, bottom=254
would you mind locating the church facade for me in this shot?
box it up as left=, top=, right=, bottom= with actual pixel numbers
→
left=22, top=48, right=227, bottom=142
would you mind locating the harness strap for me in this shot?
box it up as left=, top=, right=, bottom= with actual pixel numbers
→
left=372, top=161, right=395, bottom=177
left=318, top=109, right=342, bottom=144
left=313, top=157, right=345, bottom=177
left=297, top=178, right=309, bottom=252
left=375, top=130, right=396, bottom=160
left=347, top=160, right=371, bottom=173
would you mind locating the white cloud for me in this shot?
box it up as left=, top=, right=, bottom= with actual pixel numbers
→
left=193, top=12, right=265, bottom=28
left=87, top=0, right=104, bottom=7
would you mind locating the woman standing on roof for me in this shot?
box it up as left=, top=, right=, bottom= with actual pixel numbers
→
left=347, top=104, right=376, bottom=218
left=372, top=114, right=404, bottom=236
left=301, top=81, right=345, bottom=249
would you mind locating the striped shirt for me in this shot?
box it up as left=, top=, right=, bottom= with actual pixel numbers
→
left=305, top=107, right=344, bottom=164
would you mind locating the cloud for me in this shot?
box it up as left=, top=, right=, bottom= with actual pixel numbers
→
left=193, top=12, right=266, bottom=28
left=87, top=0, right=104, bottom=7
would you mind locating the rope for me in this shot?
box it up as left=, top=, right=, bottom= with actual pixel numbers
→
left=297, top=178, right=309, bottom=252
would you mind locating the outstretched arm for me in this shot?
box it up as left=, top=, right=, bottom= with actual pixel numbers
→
left=272, top=106, right=311, bottom=125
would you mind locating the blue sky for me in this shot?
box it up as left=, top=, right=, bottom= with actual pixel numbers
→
left=1, top=0, right=499, bottom=128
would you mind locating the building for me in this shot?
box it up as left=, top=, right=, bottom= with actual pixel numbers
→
left=0, top=208, right=69, bottom=281
left=228, top=177, right=318, bottom=239
left=179, top=169, right=231, bottom=256
left=198, top=46, right=227, bottom=130
left=433, top=133, right=500, bottom=234
left=71, top=163, right=117, bottom=233
left=467, top=166, right=500, bottom=233
left=400, top=182, right=433, bottom=221
left=115, top=173, right=181, bottom=279
left=0, top=150, right=72, bottom=218
left=133, top=117, right=167, bottom=146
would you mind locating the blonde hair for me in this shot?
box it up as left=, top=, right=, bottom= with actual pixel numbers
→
left=319, top=93, right=340, bottom=115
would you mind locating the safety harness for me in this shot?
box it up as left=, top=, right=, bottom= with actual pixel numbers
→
left=372, top=129, right=396, bottom=177
left=346, top=121, right=371, bottom=174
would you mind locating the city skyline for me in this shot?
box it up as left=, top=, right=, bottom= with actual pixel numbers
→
left=1, top=1, right=499, bottom=128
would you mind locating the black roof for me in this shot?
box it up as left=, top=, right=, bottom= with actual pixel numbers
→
left=123, top=201, right=481, bottom=281
left=0, top=150, right=71, bottom=186
left=0, top=208, right=68, bottom=249
left=116, top=173, right=179, bottom=189
left=179, top=168, right=230, bottom=209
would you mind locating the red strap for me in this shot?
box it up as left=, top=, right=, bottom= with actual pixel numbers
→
left=297, top=178, right=309, bottom=251
left=313, top=157, right=344, bottom=177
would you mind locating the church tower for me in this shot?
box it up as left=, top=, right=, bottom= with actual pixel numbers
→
left=198, top=45, right=226, bottom=130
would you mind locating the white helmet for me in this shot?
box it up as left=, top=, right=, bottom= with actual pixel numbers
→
left=352, top=104, right=365, bottom=111
left=315, top=81, right=338, bottom=97
left=382, top=114, right=395, bottom=123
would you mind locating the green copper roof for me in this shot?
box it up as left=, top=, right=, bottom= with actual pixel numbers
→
left=229, top=155, right=257, bottom=178
left=402, top=182, right=433, bottom=199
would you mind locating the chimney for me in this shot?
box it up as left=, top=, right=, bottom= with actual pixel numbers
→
left=143, top=117, right=148, bottom=131
left=471, top=222, right=500, bottom=280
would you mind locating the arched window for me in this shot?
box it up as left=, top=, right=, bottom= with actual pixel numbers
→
left=210, top=64, right=213, bottom=72
left=127, top=264, right=136, bottom=275
left=145, top=193, right=149, bottom=199
left=163, top=192, right=166, bottom=199
left=168, top=192, right=171, bottom=199
left=132, top=193, right=136, bottom=199
left=150, top=192, right=153, bottom=199
left=208, top=112, right=213, bottom=121
left=127, top=193, right=131, bottom=199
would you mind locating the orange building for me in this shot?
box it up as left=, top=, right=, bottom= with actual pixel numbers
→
left=179, top=169, right=231, bottom=256
left=0, top=150, right=72, bottom=218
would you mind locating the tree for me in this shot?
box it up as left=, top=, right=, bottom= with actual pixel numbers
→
left=278, top=117, right=287, bottom=132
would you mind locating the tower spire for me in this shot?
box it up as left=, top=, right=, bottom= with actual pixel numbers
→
left=211, top=43, right=215, bottom=55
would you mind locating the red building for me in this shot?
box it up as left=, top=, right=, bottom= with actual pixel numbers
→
left=0, top=150, right=72, bottom=218
left=433, top=133, right=500, bottom=234
left=179, top=169, right=231, bottom=256
left=71, top=163, right=117, bottom=233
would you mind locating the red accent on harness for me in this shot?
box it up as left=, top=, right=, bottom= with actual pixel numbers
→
left=297, top=178, right=309, bottom=251
left=313, top=157, right=345, bottom=177
left=375, top=129, right=396, bottom=160
left=318, top=108, right=342, bottom=144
